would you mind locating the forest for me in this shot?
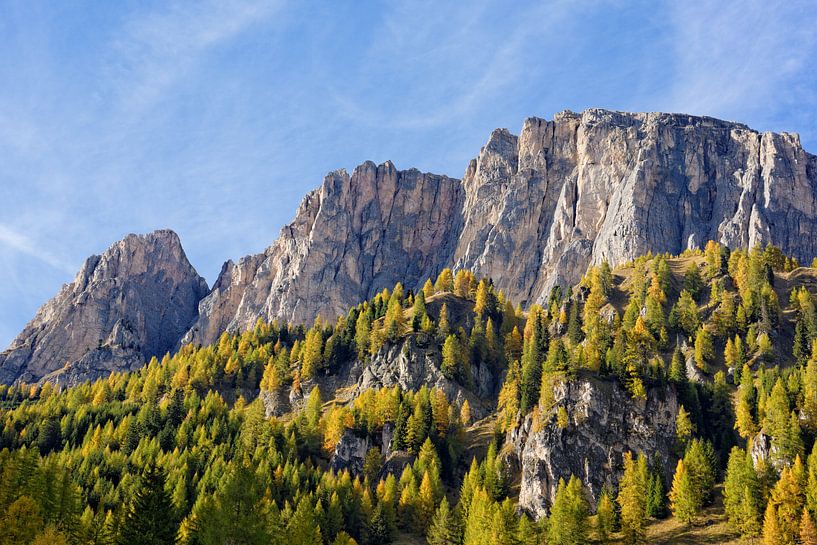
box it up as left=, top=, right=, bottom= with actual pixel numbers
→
left=3, top=241, right=817, bottom=545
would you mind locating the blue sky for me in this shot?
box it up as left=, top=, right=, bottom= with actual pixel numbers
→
left=2, top=0, right=816, bottom=348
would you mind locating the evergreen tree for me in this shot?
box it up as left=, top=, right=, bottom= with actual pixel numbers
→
left=427, top=497, right=458, bottom=545
left=764, top=503, right=783, bottom=545
left=423, top=279, right=435, bottom=298
left=735, top=364, right=758, bottom=439
left=416, top=471, right=436, bottom=532
left=669, top=459, right=698, bottom=524
left=595, top=489, right=615, bottom=545
left=617, top=452, right=647, bottom=545
left=547, top=476, right=589, bottom=545
left=669, top=347, right=687, bottom=384
left=723, top=447, right=761, bottom=538
left=118, top=466, right=178, bottom=545
left=802, top=508, right=817, bottom=545
left=683, top=264, right=704, bottom=299
left=693, top=327, right=714, bottom=372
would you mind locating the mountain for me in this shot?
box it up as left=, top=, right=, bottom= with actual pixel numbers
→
left=4, top=108, right=817, bottom=384
left=182, top=161, right=463, bottom=346
left=186, top=108, right=817, bottom=347
left=0, top=230, right=208, bottom=385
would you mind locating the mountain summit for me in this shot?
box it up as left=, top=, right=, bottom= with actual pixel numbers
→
left=3, top=108, right=817, bottom=383
left=0, top=229, right=208, bottom=385
left=186, top=108, right=817, bottom=347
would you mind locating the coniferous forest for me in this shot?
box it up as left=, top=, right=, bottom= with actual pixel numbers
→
left=6, top=242, right=817, bottom=544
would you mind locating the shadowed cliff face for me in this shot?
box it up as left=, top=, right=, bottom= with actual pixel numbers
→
left=186, top=108, right=817, bottom=346
left=0, top=230, right=208, bottom=385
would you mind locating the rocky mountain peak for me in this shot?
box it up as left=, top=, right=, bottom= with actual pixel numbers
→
left=183, top=160, right=464, bottom=347
left=6, top=109, right=817, bottom=383
left=0, top=229, right=208, bottom=385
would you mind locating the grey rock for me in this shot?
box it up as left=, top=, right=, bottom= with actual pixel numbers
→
left=185, top=109, right=817, bottom=345
left=183, top=161, right=464, bottom=346
left=0, top=230, right=208, bottom=385
left=507, top=376, right=678, bottom=519
left=330, top=430, right=370, bottom=475
left=355, top=336, right=492, bottom=419
left=259, top=387, right=291, bottom=417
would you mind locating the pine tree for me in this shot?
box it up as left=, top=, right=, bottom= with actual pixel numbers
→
left=684, top=264, right=704, bottom=299
left=441, top=335, right=461, bottom=379
left=669, top=290, right=700, bottom=337
left=118, top=466, right=178, bottom=545
left=595, top=489, right=615, bottom=544
left=416, top=471, right=436, bottom=532
left=547, top=476, right=589, bottom=545
left=675, top=405, right=695, bottom=449
left=684, top=439, right=716, bottom=507
left=801, top=508, right=817, bottom=545
left=3, top=496, right=43, bottom=545
left=617, top=452, right=647, bottom=545
left=438, top=304, right=450, bottom=340
left=669, top=347, right=687, bottom=384
left=474, top=279, right=494, bottom=317
left=355, top=310, right=371, bottom=360
left=735, top=364, right=758, bottom=439
left=460, top=400, right=472, bottom=426
left=423, top=279, right=435, bottom=298
left=427, top=497, right=459, bottom=545
left=723, top=447, right=761, bottom=537
left=693, top=327, right=714, bottom=372
left=764, top=503, right=783, bottom=545
left=768, top=466, right=804, bottom=545
left=645, top=469, right=665, bottom=519
left=287, top=498, right=322, bottom=545
left=412, top=290, right=428, bottom=331
left=766, top=378, right=794, bottom=464
left=301, top=323, right=324, bottom=379
left=669, top=459, right=698, bottom=524
left=803, top=344, right=817, bottom=433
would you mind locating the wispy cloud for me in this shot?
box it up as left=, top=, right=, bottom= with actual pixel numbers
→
left=108, top=0, right=282, bottom=113
left=324, top=0, right=590, bottom=130
left=0, top=224, right=75, bottom=275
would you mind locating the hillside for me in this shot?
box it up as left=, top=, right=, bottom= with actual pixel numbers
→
left=2, top=242, right=817, bottom=544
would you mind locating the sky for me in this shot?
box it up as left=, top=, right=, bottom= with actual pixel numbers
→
left=1, top=0, right=817, bottom=349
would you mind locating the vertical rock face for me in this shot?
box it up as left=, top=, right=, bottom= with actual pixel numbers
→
left=506, top=377, right=679, bottom=519
left=6, top=109, right=817, bottom=381
left=184, top=160, right=464, bottom=346
left=455, top=109, right=817, bottom=307
left=186, top=109, right=817, bottom=346
left=0, top=230, right=208, bottom=385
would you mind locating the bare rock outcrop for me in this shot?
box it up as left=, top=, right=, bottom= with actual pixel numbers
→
left=505, top=376, right=679, bottom=519
left=7, top=109, right=817, bottom=383
left=0, top=230, right=208, bottom=385
left=455, top=110, right=817, bottom=307
left=185, top=109, right=817, bottom=345
left=183, top=161, right=464, bottom=346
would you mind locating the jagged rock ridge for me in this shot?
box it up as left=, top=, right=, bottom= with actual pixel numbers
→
left=183, top=160, right=464, bottom=345
left=0, top=230, right=208, bottom=385
left=4, top=108, right=817, bottom=383
left=188, top=108, right=817, bottom=346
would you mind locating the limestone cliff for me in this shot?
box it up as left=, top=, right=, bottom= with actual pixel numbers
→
left=505, top=376, right=679, bottom=519
left=183, top=160, right=463, bottom=345
left=7, top=109, right=817, bottom=383
left=187, top=109, right=817, bottom=346
left=0, top=230, right=208, bottom=385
